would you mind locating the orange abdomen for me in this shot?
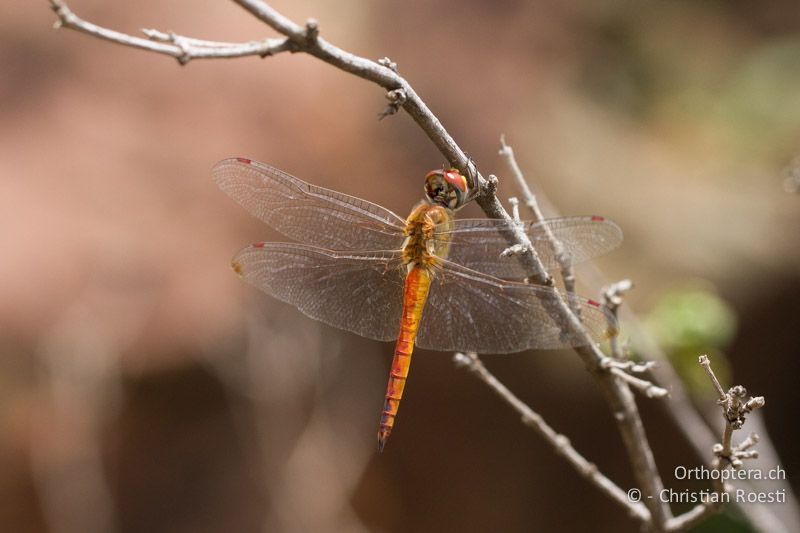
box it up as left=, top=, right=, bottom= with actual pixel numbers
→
left=377, top=266, right=432, bottom=452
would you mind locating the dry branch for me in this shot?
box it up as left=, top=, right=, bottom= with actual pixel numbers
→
left=45, top=1, right=714, bottom=529
left=454, top=352, right=651, bottom=523
left=664, top=355, right=765, bottom=531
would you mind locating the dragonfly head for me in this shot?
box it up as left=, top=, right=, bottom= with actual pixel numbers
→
left=424, top=168, right=469, bottom=210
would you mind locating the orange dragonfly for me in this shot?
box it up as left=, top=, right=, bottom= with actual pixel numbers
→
left=214, top=158, right=622, bottom=451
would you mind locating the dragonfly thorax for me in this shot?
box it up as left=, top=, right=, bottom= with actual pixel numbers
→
left=401, top=202, right=454, bottom=270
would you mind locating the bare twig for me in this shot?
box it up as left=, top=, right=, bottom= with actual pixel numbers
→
left=699, top=355, right=727, bottom=399
left=607, top=367, right=668, bottom=399
left=48, top=0, right=550, bottom=280
left=701, top=357, right=764, bottom=470
left=496, top=135, right=798, bottom=532
left=665, top=355, right=765, bottom=531
left=49, top=0, right=296, bottom=64
left=378, top=88, right=407, bottom=119
left=499, top=136, right=577, bottom=299
left=498, top=136, right=544, bottom=222
left=597, top=280, right=667, bottom=399
left=230, top=0, right=490, bottom=194
left=454, top=352, right=651, bottom=523
left=48, top=2, right=673, bottom=528
left=603, top=359, right=656, bottom=373
left=500, top=243, right=530, bottom=258
left=613, top=298, right=797, bottom=532
left=603, top=279, right=633, bottom=360
left=508, top=196, right=522, bottom=223
left=498, top=134, right=671, bottom=526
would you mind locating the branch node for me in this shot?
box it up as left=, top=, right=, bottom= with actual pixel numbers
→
left=736, top=450, right=759, bottom=460
left=508, top=197, right=521, bottom=223
left=166, top=32, right=192, bottom=65
left=602, top=279, right=634, bottom=310
left=142, top=28, right=158, bottom=40
left=482, top=174, right=499, bottom=198
left=717, top=384, right=764, bottom=429
left=452, top=351, right=477, bottom=369
left=745, top=396, right=765, bottom=411
left=645, top=384, right=669, bottom=399
left=608, top=366, right=669, bottom=399
left=50, top=0, right=79, bottom=30
left=501, top=243, right=530, bottom=258
left=699, top=353, right=763, bottom=505
left=601, top=279, right=634, bottom=361
left=378, top=57, right=398, bottom=72
left=378, top=88, right=407, bottom=120
left=304, top=18, right=319, bottom=43
left=582, top=461, right=598, bottom=477
left=603, top=359, right=656, bottom=373
left=736, top=432, right=759, bottom=452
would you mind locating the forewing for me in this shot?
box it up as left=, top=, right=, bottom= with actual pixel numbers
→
left=415, top=260, right=616, bottom=353
left=214, top=158, right=407, bottom=250
left=437, top=216, right=623, bottom=279
left=233, top=243, right=405, bottom=342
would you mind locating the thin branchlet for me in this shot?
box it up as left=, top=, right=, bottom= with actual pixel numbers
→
left=666, top=356, right=765, bottom=531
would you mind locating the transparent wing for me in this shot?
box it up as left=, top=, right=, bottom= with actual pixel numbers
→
left=214, top=158, right=407, bottom=250
left=435, top=216, right=623, bottom=279
left=232, top=243, right=405, bottom=342
left=416, top=260, right=616, bottom=353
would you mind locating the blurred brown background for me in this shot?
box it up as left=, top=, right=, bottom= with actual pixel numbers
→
left=2, top=1, right=799, bottom=532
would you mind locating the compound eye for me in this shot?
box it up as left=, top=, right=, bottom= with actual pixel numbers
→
left=424, top=168, right=469, bottom=209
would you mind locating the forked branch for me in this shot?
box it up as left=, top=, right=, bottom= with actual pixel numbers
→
left=48, top=1, right=673, bottom=528
left=48, top=0, right=296, bottom=63
left=454, top=352, right=651, bottom=522
left=664, top=355, right=764, bottom=531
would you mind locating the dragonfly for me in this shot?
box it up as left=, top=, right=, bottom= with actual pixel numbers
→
left=214, top=157, right=622, bottom=451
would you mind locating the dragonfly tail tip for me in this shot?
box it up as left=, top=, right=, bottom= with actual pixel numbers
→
left=377, top=428, right=391, bottom=453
